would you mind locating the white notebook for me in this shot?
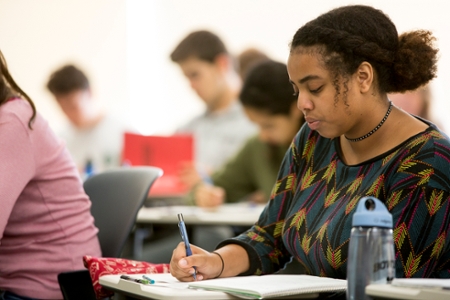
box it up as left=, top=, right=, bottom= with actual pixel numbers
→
left=188, top=274, right=347, bottom=299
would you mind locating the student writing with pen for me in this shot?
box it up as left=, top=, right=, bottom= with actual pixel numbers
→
left=170, top=5, right=450, bottom=284
left=172, top=30, right=257, bottom=190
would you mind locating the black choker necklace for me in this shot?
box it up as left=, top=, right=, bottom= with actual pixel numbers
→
left=345, top=101, right=393, bottom=142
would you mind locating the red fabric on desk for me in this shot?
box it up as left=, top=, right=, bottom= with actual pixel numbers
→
left=83, top=255, right=170, bottom=299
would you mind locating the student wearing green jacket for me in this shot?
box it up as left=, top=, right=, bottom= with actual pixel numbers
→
left=189, top=59, right=305, bottom=207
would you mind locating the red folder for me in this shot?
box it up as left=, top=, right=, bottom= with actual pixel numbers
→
left=122, top=132, right=194, bottom=196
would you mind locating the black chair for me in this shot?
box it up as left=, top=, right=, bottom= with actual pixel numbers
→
left=58, top=166, right=163, bottom=300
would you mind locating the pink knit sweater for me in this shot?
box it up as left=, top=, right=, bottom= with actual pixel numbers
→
left=0, top=99, right=101, bottom=299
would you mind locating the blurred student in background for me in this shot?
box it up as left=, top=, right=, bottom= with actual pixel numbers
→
left=170, top=30, right=257, bottom=187
left=389, top=84, right=443, bottom=129
left=0, top=50, right=101, bottom=300
left=185, top=60, right=304, bottom=255
left=46, top=64, right=126, bottom=177
left=237, top=47, right=270, bottom=80
left=143, top=60, right=303, bottom=262
left=139, top=30, right=256, bottom=264
left=191, top=60, right=305, bottom=208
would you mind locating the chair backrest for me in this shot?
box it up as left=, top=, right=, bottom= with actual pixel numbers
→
left=84, top=166, right=163, bottom=257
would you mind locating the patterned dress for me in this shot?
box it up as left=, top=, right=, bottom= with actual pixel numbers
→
left=220, top=121, right=450, bottom=279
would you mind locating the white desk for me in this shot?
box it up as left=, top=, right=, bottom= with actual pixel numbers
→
left=100, top=273, right=340, bottom=300
left=132, top=203, right=265, bottom=260
left=136, top=202, right=265, bottom=226
left=100, top=273, right=235, bottom=300
left=366, top=283, right=450, bottom=300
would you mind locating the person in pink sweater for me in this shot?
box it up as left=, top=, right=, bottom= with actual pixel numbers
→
left=0, top=50, right=101, bottom=299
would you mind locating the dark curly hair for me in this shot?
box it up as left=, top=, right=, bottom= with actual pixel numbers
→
left=290, top=5, right=438, bottom=96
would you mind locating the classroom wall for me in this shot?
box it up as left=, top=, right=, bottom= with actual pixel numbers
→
left=1, top=0, right=449, bottom=135
left=127, top=0, right=450, bottom=134
left=0, top=0, right=128, bottom=130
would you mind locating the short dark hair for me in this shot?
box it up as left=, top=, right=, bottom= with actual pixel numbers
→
left=290, top=5, right=438, bottom=94
left=46, top=65, right=90, bottom=95
left=170, top=30, right=228, bottom=63
left=240, top=60, right=296, bottom=116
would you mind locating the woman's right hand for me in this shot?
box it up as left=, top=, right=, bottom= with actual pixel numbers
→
left=194, top=183, right=225, bottom=208
left=170, top=242, right=223, bottom=281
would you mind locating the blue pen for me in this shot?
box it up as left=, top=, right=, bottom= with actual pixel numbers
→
left=177, top=213, right=197, bottom=280
left=197, top=166, right=213, bottom=185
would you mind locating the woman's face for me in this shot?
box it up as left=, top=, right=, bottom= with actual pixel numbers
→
left=287, top=48, right=360, bottom=139
left=55, top=89, right=93, bottom=128
left=244, top=105, right=302, bottom=146
left=178, top=57, right=227, bottom=110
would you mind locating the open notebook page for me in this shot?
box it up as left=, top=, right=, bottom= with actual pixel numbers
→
left=188, top=274, right=347, bottom=299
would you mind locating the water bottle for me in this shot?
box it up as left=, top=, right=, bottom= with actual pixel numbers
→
left=346, top=196, right=395, bottom=300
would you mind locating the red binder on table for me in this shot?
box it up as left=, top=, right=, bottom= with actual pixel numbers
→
left=122, top=132, right=194, bottom=197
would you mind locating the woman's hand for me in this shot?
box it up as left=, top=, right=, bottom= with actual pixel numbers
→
left=194, top=183, right=225, bottom=208
left=170, top=242, right=223, bottom=281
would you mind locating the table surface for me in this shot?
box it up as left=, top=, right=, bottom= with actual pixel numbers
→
left=100, top=273, right=235, bottom=300
left=136, top=202, right=266, bottom=226
left=366, top=283, right=450, bottom=300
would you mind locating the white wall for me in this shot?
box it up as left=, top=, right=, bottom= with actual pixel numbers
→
left=1, top=0, right=449, bottom=134
left=0, top=0, right=128, bottom=130
left=126, top=0, right=450, bottom=134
